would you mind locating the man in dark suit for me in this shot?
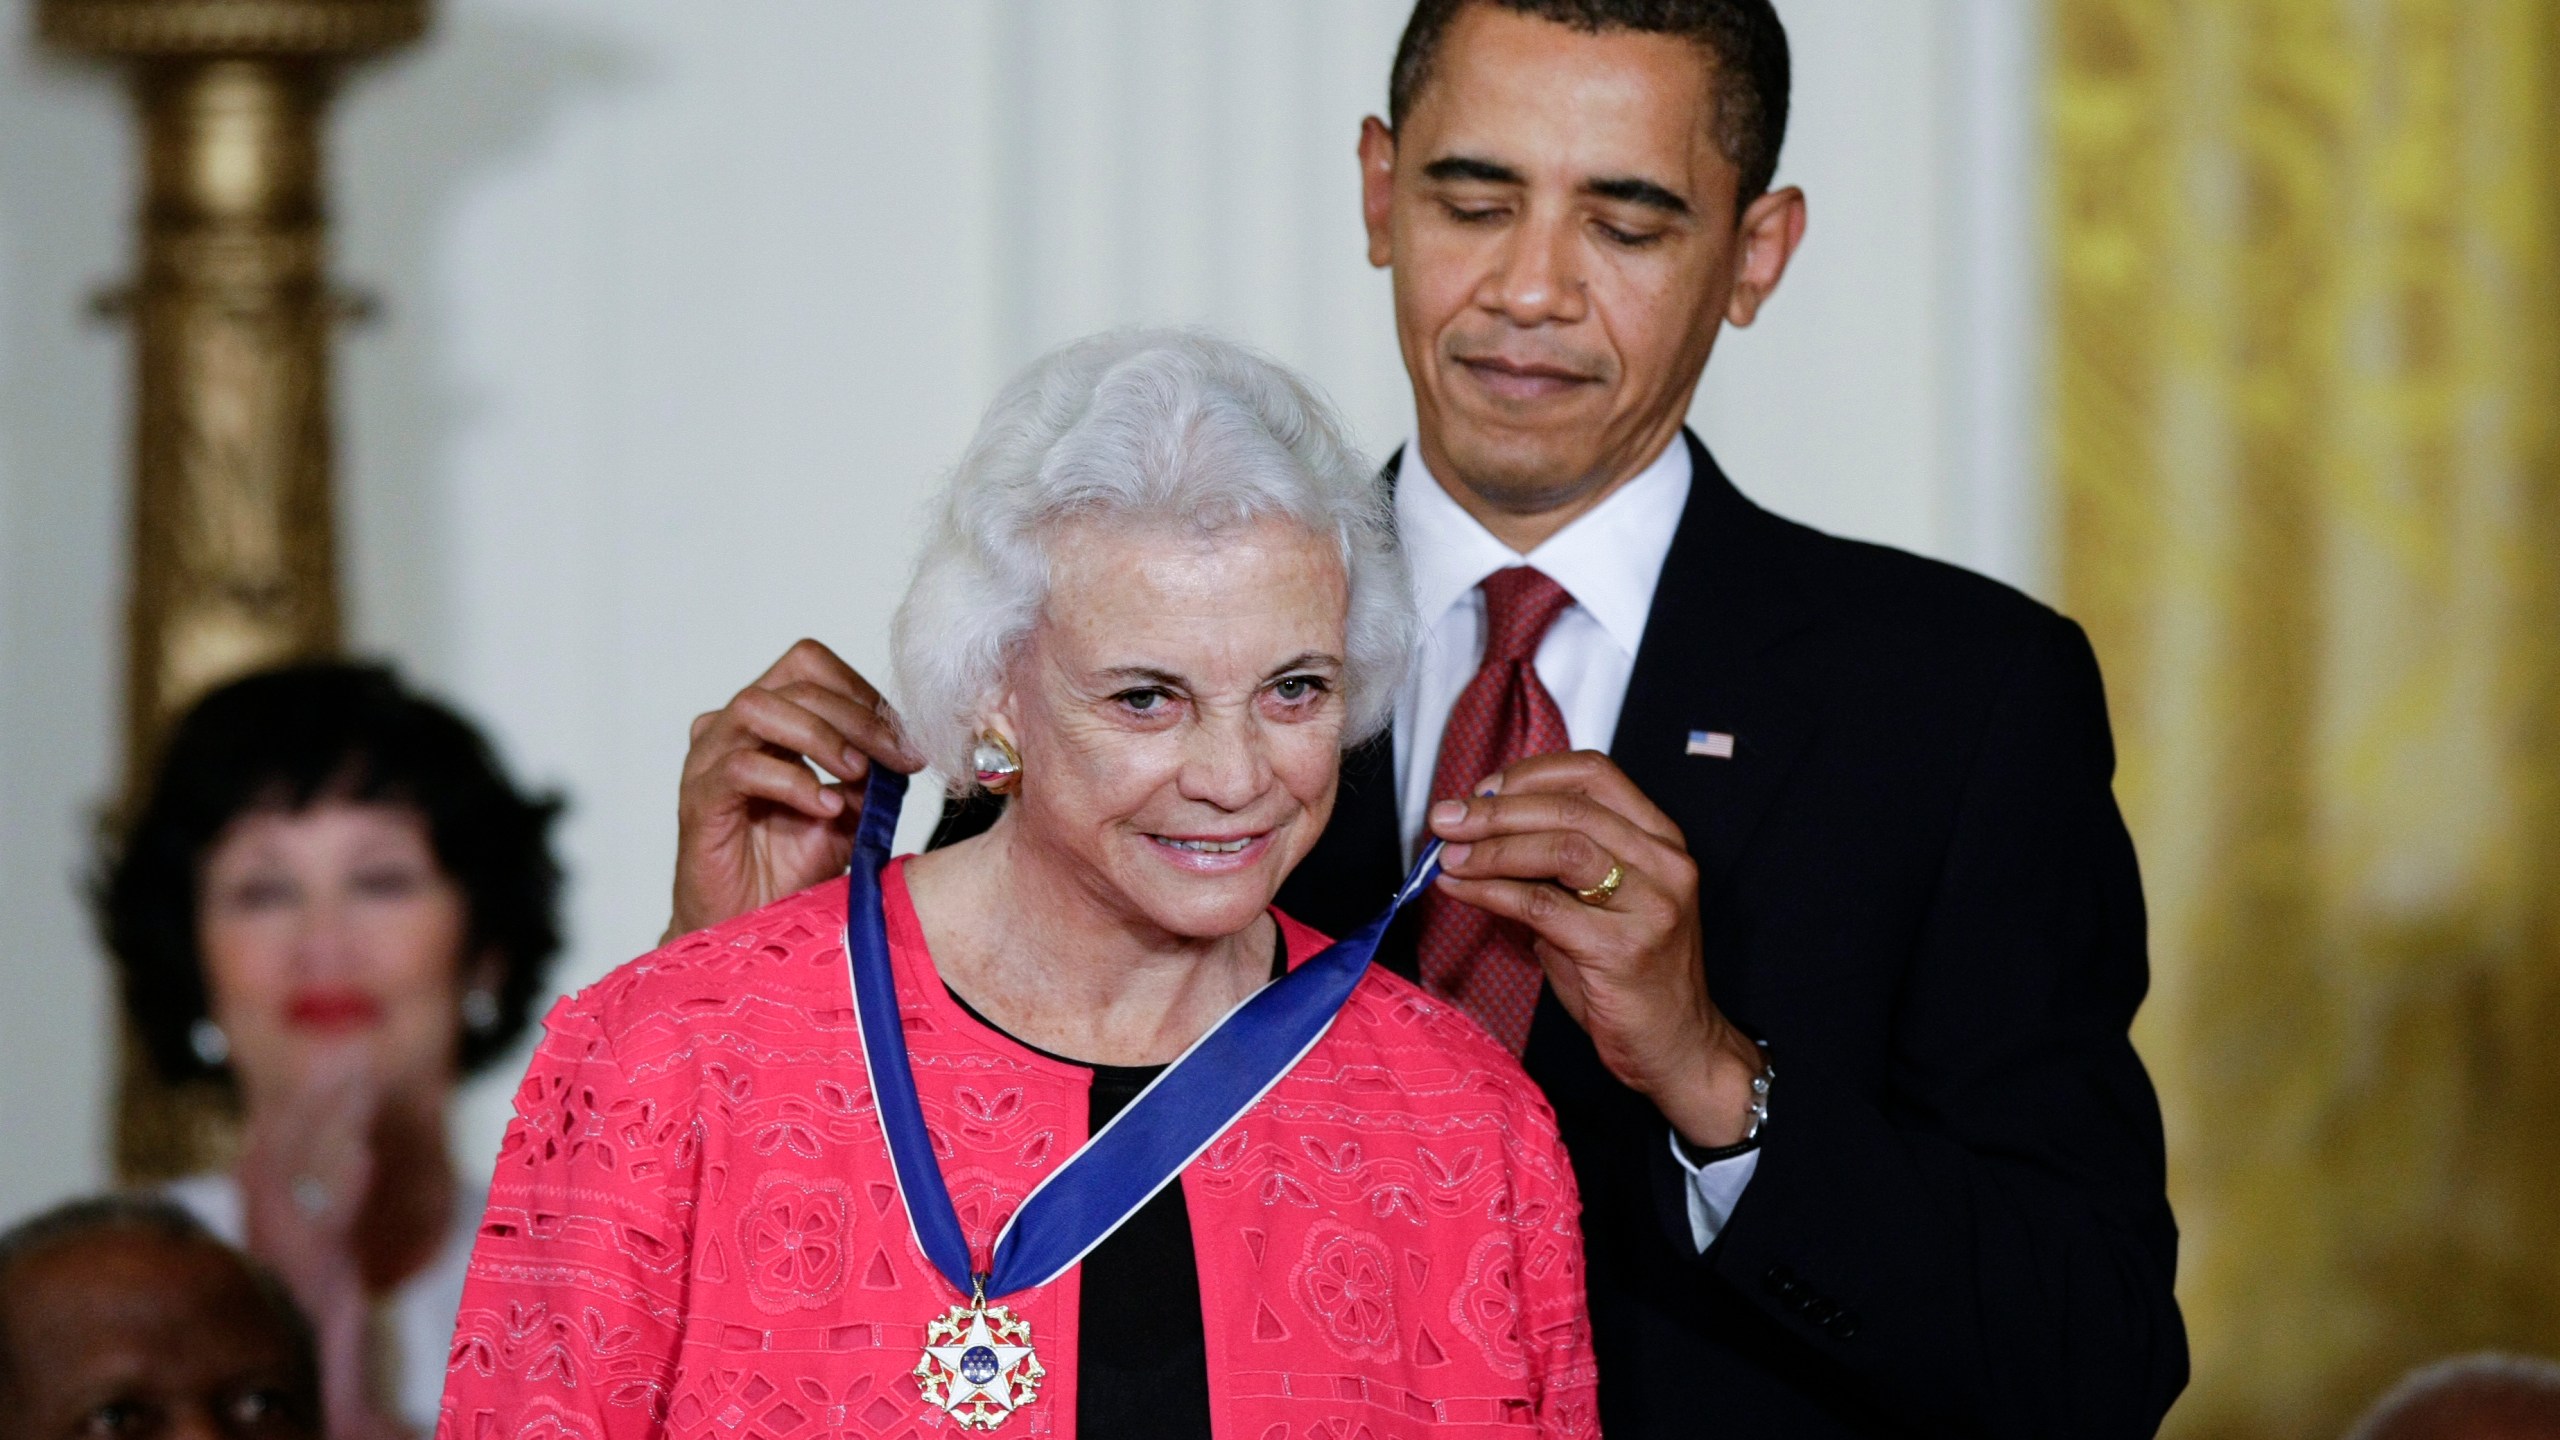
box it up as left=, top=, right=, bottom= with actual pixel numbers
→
left=664, top=2, right=2187, bottom=1435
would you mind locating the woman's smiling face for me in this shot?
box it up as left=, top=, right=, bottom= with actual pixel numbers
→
left=991, top=512, right=1351, bottom=942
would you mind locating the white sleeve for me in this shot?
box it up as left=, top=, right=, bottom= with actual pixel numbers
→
left=1667, top=1129, right=1761, bottom=1252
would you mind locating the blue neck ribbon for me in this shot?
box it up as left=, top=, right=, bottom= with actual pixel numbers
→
left=843, top=767, right=1442, bottom=1300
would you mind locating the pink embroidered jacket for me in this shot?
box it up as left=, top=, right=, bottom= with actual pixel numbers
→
left=438, top=863, right=1600, bottom=1440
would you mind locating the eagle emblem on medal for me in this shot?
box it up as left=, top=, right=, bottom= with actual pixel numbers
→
left=916, top=1293, right=1045, bottom=1429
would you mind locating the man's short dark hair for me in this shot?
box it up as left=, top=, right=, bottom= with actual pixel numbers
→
left=0, top=1193, right=318, bottom=1402
left=1388, top=0, right=1792, bottom=203
left=94, top=661, right=567, bottom=1087
left=0, top=1193, right=213, bottom=1282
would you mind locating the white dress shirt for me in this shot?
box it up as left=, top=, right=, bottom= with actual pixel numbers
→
left=1391, top=436, right=1758, bottom=1252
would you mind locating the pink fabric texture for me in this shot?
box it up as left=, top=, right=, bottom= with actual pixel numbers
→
left=437, top=861, right=1600, bottom=1440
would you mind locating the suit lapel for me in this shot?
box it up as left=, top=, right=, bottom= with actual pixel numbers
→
left=1609, top=434, right=1820, bottom=906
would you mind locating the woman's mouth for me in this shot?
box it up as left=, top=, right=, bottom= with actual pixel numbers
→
left=1146, top=832, right=1273, bottom=871
left=283, top=988, right=385, bottom=1031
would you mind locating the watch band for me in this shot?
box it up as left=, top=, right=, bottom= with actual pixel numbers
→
left=1674, top=1040, right=1774, bottom=1166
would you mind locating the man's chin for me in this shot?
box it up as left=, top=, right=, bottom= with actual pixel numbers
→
left=1433, top=425, right=1611, bottom=514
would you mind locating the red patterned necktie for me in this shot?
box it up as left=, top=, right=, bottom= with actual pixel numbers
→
left=1415, top=565, right=1578, bottom=1053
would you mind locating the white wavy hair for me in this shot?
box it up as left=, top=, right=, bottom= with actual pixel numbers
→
left=891, top=329, right=1415, bottom=784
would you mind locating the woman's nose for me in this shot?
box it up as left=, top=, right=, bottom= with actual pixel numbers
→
left=1177, top=713, right=1273, bottom=810
left=290, top=891, right=359, bottom=976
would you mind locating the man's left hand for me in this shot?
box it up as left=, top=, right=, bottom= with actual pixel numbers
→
left=1429, top=750, right=1766, bottom=1149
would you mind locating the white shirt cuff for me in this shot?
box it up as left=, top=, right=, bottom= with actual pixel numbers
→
left=1668, top=1128, right=1761, bottom=1252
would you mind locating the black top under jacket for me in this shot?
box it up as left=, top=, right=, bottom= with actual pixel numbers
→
left=940, top=931, right=1288, bottom=1440
left=937, top=434, right=2187, bottom=1438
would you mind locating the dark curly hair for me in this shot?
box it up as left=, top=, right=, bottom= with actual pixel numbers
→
left=95, top=662, right=566, bottom=1086
left=1388, top=0, right=1791, bottom=202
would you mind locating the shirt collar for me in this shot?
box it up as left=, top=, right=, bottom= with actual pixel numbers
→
left=1396, top=434, right=1693, bottom=657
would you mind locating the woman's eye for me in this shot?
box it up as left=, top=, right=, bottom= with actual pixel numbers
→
left=1116, top=688, right=1171, bottom=714
left=350, top=865, right=428, bottom=899
left=223, top=877, right=298, bottom=911
left=1271, top=676, right=1326, bottom=703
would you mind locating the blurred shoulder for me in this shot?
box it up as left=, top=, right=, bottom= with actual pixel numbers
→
left=539, top=877, right=853, bottom=1073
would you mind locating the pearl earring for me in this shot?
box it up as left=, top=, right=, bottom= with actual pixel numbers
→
left=972, top=732, right=1022, bottom=794
left=189, top=1017, right=230, bottom=1066
left=461, top=987, right=501, bottom=1034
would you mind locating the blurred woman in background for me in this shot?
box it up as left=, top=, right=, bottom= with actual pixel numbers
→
left=96, top=662, right=563, bottom=1437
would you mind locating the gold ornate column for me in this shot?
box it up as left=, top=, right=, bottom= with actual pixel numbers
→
left=2053, top=3, right=2560, bottom=1436
left=39, top=0, right=426, bottom=1179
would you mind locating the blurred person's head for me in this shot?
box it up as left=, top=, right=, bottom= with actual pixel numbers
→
left=893, top=329, right=1410, bottom=943
left=1360, top=0, right=1803, bottom=546
left=96, top=662, right=564, bottom=1117
left=0, top=1195, right=318, bottom=1439
left=2349, top=1353, right=2560, bottom=1440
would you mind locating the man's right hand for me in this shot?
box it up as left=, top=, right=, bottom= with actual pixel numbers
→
left=667, top=638, right=923, bottom=941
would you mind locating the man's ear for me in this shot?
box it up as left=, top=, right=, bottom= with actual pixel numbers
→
left=1359, top=116, right=1397, bottom=270
left=1725, top=186, right=1808, bottom=328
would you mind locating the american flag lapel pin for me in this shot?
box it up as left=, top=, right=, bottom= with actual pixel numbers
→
left=1686, top=729, right=1736, bottom=759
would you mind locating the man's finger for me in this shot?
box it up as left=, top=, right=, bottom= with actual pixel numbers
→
left=1431, top=873, right=1613, bottom=951
left=1436, top=827, right=1627, bottom=894
left=753, top=637, right=874, bottom=700
left=718, top=688, right=874, bottom=783
left=769, top=681, right=921, bottom=778
left=710, top=748, right=847, bottom=820
left=1480, top=750, right=1685, bottom=847
left=745, top=639, right=926, bottom=769
left=1429, top=789, right=1675, bottom=875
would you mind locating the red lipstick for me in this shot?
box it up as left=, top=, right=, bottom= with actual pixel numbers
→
left=283, top=988, right=383, bottom=1031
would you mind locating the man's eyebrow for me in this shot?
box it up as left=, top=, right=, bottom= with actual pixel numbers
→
left=1585, top=176, right=1692, bottom=216
left=1421, top=155, right=1525, bottom=186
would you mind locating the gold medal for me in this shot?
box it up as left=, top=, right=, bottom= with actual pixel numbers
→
left=914, top=1285, right=1045, bottom=1430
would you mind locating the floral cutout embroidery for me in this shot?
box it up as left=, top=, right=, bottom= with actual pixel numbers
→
left=1294, top=1220, right=1401, bottom=1360
left=738, top=1171, right=851, bottom=1313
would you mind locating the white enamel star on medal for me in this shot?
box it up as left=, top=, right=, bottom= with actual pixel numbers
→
left=915, top=1289, right=1045, bottom=1430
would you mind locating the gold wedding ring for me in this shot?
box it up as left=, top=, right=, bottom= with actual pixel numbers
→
left=1574, top=862, right=1625, bottom=906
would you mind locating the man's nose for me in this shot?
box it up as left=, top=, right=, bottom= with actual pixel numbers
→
left=167, top=1402, right=230, bottom=1440
left=1477, top=208, right=1588, bottom=326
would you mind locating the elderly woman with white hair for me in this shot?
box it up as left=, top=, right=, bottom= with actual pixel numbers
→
left=438, top=332, right=1598, bottom=1440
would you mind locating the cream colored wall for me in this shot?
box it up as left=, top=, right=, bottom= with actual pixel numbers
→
left=0, top=0, right=2034, bottom=1219
left=0, top=23, right=130, bottom=1222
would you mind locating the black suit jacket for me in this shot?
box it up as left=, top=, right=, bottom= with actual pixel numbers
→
left=1281, top=435, right=2183, bottom=1438
left=939, top=434, right=2187, bottom=1436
